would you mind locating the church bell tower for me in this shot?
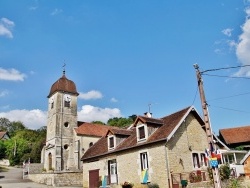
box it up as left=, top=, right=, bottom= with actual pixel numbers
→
left=44, top=70, right=79, bottom=171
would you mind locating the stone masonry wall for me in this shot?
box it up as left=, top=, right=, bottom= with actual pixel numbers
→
left=167, top=113, right=208, bottom=173
left=28, top=172, right=83, bottom=187
left=83, top=142, right=169, bottom=188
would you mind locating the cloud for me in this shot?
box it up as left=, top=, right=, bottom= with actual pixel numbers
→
left=0, top=109, right=47, bottom=130
left=110, top=97, right=118, bottom=102
left=0, top=17, right=15, bottom=38
left=235, top=7, right=250, bottom=76
left=222, top=28, right=233, bottom=37
left=0, top=90, right=8, bottom=97
left=0, top=67, right=26, bottom=81
left=79, top=90, right=103, bottom=100
left=51, top=8, right=63, bottom=16
left=78, top=105, right=122, bottom=123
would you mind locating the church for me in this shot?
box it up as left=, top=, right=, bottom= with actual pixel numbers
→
left=41, top=70, right=115, bottom=172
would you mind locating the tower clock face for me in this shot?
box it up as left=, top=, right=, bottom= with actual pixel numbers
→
left=64, top=94, right=71, bottom=102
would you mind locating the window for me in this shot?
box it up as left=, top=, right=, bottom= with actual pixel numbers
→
left=200, top=153, right=207, bottom=166
left=140, top=152, right=149, bottom=170
left=64, top=144, right=69, bottom=150
left=64, top=122, right=69, bottom=128
left=108, top=136, right=115, bottom=150
left=64, top=101, right=70, bottom=107
left=51, top=102, right=54, bottom=109
left=137, top=124, right=148, bottom=142
left=139, top=126, right=145, bottom=139
left=192, top=153, right=200, bottom=168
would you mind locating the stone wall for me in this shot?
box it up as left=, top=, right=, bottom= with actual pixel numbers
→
left=28, top=171, right=83, bottom=187
left=83, top=142, right=169, bottom=188
left=167, top=113, right=208, bottom=173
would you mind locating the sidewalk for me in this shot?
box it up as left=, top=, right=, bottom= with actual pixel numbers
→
left=0, top=166, right=82, bottom=188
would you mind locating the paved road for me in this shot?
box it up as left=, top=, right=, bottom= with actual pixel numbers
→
left=0, top=166, right=82, bottom=188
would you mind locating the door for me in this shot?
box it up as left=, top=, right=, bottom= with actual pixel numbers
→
left=109, top=161, right=117, bottom=184
left=89, top=169, right=99, bottom=188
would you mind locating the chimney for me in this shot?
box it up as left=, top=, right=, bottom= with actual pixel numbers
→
left=144, top=112, right=152, bottom=118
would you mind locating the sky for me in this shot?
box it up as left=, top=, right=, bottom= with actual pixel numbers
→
left=1, top=0, right=250, bottom=134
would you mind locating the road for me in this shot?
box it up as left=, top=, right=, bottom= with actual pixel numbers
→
left=0, top=166, right=82, bottom=188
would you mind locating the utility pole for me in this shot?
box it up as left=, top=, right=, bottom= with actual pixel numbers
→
left=193, top=64, right=221, bottom=188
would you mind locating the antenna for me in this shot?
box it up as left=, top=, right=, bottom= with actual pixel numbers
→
left=62, top=61, right=66, bottom=75
left=148, top=103, right=151, bottom=113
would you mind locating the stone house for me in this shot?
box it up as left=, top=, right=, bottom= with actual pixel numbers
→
left=81, top=106, right=209, bottom=188
left=240, top=151, right=250, bottom=178
left=219, top=125, right=250, bottom=150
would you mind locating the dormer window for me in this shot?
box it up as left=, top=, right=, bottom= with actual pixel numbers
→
left=108, top=135, right=116, bottom=150
left=137, top=124, right=148, bottom=142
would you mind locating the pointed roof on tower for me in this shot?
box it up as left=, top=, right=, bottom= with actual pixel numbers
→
left=48, top=70, right=79, bottom=97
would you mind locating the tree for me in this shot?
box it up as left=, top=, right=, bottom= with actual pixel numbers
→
left=0, top=117, right=11, bottom=131
left=107, top=117, right=134, bottom=127
left=0, top=141, right=6, bottom=159
left=91, top=121, right=105, bottom=125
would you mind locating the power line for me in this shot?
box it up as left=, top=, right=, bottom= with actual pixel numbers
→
left=208, top=92, right=250, bottom=102
left=201, top=64, right=250, bottom=73
left=209, top=105, right=250, bottom=114
left=203, top=73, right=250, bottom=79
left=191, top=85, right=198, bottom=105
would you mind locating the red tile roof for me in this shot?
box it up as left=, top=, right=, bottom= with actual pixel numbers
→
left=0, top=131, right=8, bottom=140
left=75, top=122, right=119, bottom=137
left=82, top=106, right=203, bottom=161
left=219, top=125, right=250, bottom=145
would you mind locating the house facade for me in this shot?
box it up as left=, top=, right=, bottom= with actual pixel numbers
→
left=81, top=106, right=209, bottom=188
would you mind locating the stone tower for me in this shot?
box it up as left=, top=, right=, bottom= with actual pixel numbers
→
left=44, top=70, right=79, bottom=171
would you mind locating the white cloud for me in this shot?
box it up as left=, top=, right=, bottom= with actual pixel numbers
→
left=0, top=67, right=26, bottom=81
left=235, top=7, right=250, bottom=76
left=78, top=105, right=122, bottom=123
left=51, top=8, right=63, bottom=16
left=222, top=28, right=233, bottom=37
left=0, top=17, right=15, bottom=38
left=0, top=90, right=8, bottom=97
left=0, top=109, right=47, bottom=130
left=79, top=90, right=103, bottom=100
left=110, top=97, right=118, bottom=102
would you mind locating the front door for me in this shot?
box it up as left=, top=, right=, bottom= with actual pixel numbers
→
left=109, top=160, right=117, bottom=184
left=89, top=169, right=99, bottom=188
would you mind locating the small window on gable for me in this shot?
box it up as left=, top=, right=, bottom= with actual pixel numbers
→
left=137, top=124, right=148, bottom=142
left=108, top=135, right=115, bottom=150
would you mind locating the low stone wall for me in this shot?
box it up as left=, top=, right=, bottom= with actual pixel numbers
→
left=28, top=171, right=83, bottom=187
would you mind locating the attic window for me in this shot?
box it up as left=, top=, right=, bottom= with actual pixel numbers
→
left=108, top=135, right=115, bottom=150
left=137, top=124, right=148, bottom=142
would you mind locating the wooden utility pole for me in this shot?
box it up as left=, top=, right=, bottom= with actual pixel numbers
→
left=193, top=64, right=221, bottom=188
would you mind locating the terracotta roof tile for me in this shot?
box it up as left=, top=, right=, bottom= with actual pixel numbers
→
left=219, top=125, right=250, bottom=145
left=75, top=122, right=119, bottom=137
left=48, top=74, right=79, bottom=97
left=82, top=106, right=197, bottom=161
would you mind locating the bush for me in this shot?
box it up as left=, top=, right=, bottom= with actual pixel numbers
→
left=148, top=183, right=159, bottom=188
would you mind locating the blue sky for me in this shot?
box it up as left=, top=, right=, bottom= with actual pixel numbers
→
left=1, top=0, right=250, bottom=134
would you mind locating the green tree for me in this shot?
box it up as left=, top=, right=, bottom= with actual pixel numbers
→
left=91, top=121, right=105, bottom=125
left=107, top=117, right=134, bottom=127
left=0, top=141, right=6, bottom=159
left=0, top=117, right=11, bottom=131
